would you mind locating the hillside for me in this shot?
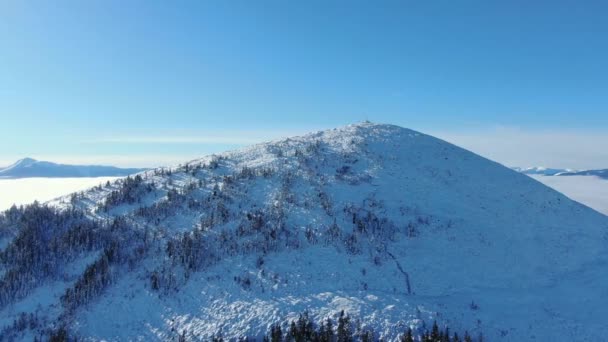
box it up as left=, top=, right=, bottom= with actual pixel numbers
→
left=0, top=158, right=147, bottom=179
left=1, top=122, right=607, bottom=341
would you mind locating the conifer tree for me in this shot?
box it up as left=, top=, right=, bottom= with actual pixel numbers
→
left=401, top=327, right=414, bottom=342
left=271, top=324, right=283, bottom=342
left=289, top=320, right=298, bottom=342
left=431, top=321, right=440, bottom=341
left=325, top=318, right=334, bottom=342
left=337, top=310, right=352, bottom=342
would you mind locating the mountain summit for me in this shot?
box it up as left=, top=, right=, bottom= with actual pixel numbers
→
left=1, top=122, right=607, bottom=341
left=10, top=157, right=38, bottom=167
left=0, top=158, right=147, bottom=179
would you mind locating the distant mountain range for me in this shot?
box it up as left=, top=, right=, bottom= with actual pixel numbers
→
left=0, top=158, right=147, bottom=179
left=558, top=169, right=608, bottom=179
left=513, top=166, right=608, bottom=179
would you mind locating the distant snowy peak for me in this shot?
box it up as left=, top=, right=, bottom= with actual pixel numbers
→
left=10, top=157, right=37, bottom=168
left=513, top=166, right=608, bottom=179
left=511, top=166, right=572, bottom=176
left=559, top=169, right=608, bottom=179
left=0, top=158, right=148, bottom=179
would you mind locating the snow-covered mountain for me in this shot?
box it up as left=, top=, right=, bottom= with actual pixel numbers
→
left=1, top=122, right=608, bottom=341
left=0, top=158, right=147, bottom=179
left=511, top=166, right=571, bottom=176
left=513, top=166, right=608, bottom=179
left=558, top=169, right=608, bottom=179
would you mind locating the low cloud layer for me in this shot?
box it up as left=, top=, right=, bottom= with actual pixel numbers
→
left=530, top=175, right=608, bottom=215
left=432, top=127, right=608, bottom=170
left=0, top=177, right=119, bottom=211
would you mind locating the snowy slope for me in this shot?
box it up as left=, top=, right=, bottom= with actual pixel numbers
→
left=1, top=122, right=608, bottom=341
left=0, top=158, right=147, bottom=178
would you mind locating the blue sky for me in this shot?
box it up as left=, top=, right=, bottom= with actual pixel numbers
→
left=1, top=1, right=607, bottom=168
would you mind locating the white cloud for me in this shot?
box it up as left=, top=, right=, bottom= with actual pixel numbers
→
left=430, top=126, right=608, bottom=170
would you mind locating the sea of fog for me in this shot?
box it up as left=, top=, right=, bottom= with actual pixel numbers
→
left=530, top=175, right=608, bottom=215
left=0, top=177, right=120, bottom=211
left=0, top=175, right=606, bottom=216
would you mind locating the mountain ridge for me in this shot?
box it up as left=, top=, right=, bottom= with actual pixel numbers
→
left=513, top=166, right=608, bottom=179
left=1, top=122, right=607, bottom=341
left=557, top=169, right=608, bottom=179
left=0, top=158, right=148, bottom=179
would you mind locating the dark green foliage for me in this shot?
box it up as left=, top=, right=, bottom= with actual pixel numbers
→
left=0, top=200, right=152, bottom=342
left=270, top=323, right=283, bottom=342
left=0, top=203, right=113, bottom=307
left=431, top=321, right=440, bottom=341
left=360, top=330, right=373, bottom=342
left=49, top=327, right=69, bottom=342
left=261, top=311, right=477, bottom=342
left=320, top=318, right=334, bottom=342
left=60, top=244, right=116, bottom=313
left=337, top=310, right=352, bottom=342
left=102, top=175, right=155, bottom=210
left=400, top=327, right=414, bottom=342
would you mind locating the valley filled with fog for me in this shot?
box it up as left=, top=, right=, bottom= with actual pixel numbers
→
left=530, top=175, right=608, bottom=215
left=0, top=177, right=119, bottom=210
left=0, top=174, right=606, bottom=216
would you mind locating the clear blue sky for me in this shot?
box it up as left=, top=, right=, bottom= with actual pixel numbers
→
left=1, top=1, right=607, bottom=168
